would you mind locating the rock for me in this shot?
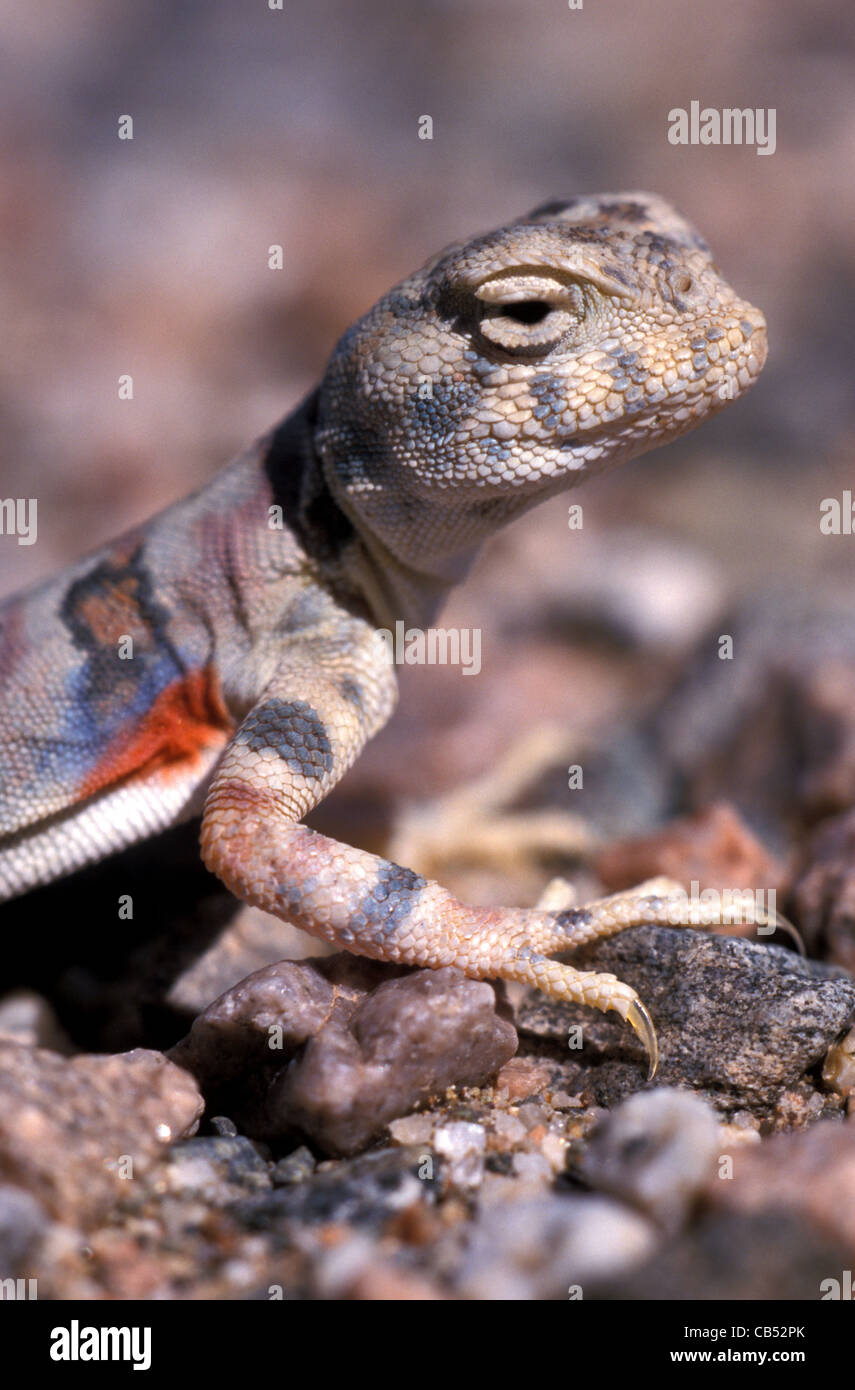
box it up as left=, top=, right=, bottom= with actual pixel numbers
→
left=0, top=990, right=73, bottom=1052
left=790, top=808, right=855, bottom=971
left=494, top=1056, right=552, bottom=1101
left=594, top=802, right=787, bottom=927
left=550, top=1090, right=584, bottom=1110
left=489, top=1111, right=528, bottom=1147
left=454, top=1195, right=656, bottom=1300
left=169, top=953, right=391, bottom=1090
left=209, top=1115, right=238, bottom=1137
left=604, top=1208, right=852, bottom=1300
left=433, top=1121, right=486, bottom=1191
left=543, top=527, right=723, bottom=652
left=271, top=1146, right=316, bottom=1186
left=0, top=1044, right=203, bottom=1227
left=166, top=905, right=332, bottom=1015
left=510, top=1151, right=553, bottom=1185
left=823, top=1027, right=855, bottom=1099
left=234, top=1146, right=434, bottom=1234
left=539, top=1131, right=569, bottom=1174
left=171, top=954, right=516, bottom=1156
left=387, top=1113, right=435, bottom=1147
left=158, top=1135, right=271, bottom=1205
left=796, top=662, right=855, bottom=822
left=706, top=1117, right=855, bottom=1253
left=0, top=1185, right=48, bottom=1276
left=578, top=1087, right=720, bottom=1233
left=518, top=925, right=855, bottom=1119
left=653, top=593, right=855, bottom=843
left=515, top=1100, right=551, bottom=1131
left=309, top=1233, right=445, bottom=1300
left=273, top=968, right=516, bottom=1154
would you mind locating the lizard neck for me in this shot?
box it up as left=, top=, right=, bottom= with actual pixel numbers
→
left=341, top=529, right=473, bottom=630
left=263, top=393, right=465, bottom=630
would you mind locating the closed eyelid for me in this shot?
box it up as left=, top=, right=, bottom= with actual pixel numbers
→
left=474, top=275, right=582, bottom=307
left=456, top=255, right=635, bottom=301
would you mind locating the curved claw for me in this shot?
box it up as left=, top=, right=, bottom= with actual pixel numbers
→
left=626, top=997, right=659, bottom=1080
left=761, top=909, right=806, bottom=957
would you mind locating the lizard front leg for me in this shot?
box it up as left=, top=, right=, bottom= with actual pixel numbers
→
left=200, top=629, right=676, bottom=1074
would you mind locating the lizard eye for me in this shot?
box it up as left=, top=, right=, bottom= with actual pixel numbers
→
left=500, top=300, right=552, bottom=325
left=474, top=276, right=583, bottom=356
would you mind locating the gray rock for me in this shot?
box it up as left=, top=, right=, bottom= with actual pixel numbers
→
left=454, top=1194, right=656, bottom=1300
left=209, top=1115, right=238, bottom=1137
left=234, top=1146, right=433, bottom=1234
left=604, top=1208, right=854, bottom=1300
left=271, top=1146, right=316, bottom=1186
left=791, top=807, right=855, bottom=973
left=159, top=1135, right=271, bottom=1204
left=707, top=1115, right=855, bottom=1255
left=0, top=1185, right=48, bottom=1275
left=519, top=925, right=855, bottom=1118
left=651, top=590, right=855, bottom=842
left=578, top=1086, right=719, bottom=1233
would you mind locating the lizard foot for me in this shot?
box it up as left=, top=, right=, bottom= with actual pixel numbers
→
left=496, top=872, right=801, bottom=1077
left=534, top=872, right=660, bottom=1076
left=465, top=875, right=675, bottom=1079
left=204, top=801, right=797, bottom=1082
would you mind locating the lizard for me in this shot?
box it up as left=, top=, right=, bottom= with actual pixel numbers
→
left=0, top=192, right=767, bottom=1076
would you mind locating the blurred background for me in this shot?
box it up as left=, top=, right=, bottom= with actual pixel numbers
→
left=1, top=0, right=853, bottom=881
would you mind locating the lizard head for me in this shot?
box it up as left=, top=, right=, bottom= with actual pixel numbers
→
left=316, top=193, right=767, bottom=595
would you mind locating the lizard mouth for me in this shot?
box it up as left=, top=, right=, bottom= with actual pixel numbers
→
left=543, top=304, right=767, bottom=457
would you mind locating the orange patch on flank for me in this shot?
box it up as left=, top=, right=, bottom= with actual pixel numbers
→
left=78, top=666, right=234, bottom=798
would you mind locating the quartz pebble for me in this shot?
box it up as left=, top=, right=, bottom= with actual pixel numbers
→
left=579, top=1087, right=719, bottom=1233
left=455, top=1195, right=656, bottom=1299
left=434, top=1122, right=486, bottom=1190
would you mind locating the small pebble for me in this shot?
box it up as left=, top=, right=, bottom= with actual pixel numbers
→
left=434, top=1122, right=486, bottom=1190
left=271, top=1146, right=316, bottom=1185
left=489, top=1112, right=527, bottom=1146
left=511, top=1151, right=552, bottom=1184
left=549, top=1091, right=583, bottom=1110
left=580, top=1087, right=719, bottom=1234
left=388, top=1114, right=435, bottom=1147
left=455, top=1195, right=656, bottom=1299
left=0, top=1185, right=47, bottom=1273
left=823, top=1025, right=855, bottom=1096
left=717, top=1123, right=761, bottom=1149
left=516, top=1102, right=550, bottom=1131
left=540, top=1132, right=569, bottom=1174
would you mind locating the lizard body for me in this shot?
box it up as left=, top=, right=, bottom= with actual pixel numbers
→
left=0, top=194, right=767, bottom=1070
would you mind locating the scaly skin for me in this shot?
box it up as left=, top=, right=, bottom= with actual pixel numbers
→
left=0, top=194, right=768, bottom=1072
